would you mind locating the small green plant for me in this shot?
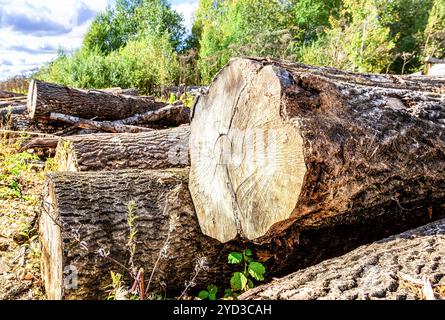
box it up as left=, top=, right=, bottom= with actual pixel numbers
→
left=106, top=271, right=129, bottom=300
left=197, top=249, right=266, bottom=300
left=168, top=92, right=177, bottom=104
left=226, top=249, right=266, bottom=298
left=198, top=284, right=218, bottom=300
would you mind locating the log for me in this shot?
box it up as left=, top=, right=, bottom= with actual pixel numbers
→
left=116, top=103, right=190, bottom=127
left=0, top=105, right=27, bottom=121
left=27, top=80, right=164, bottom=120
left=55, top=126, right=190, bottom=171
left=99, top=87, right=139, bottom=96
left=0, top=97, right=27, bottom=108
left=0, top=90, right=25, bottom=99
left=49, top=113, right=154, bottom=133
left=39, top=169, right=229, bottom=300
left=20, top=137, right=60, bottom=152
left=38, top=169, right=445, bottom=300
left=189, top=57, right=445, bottom=243
left=239, top=218, right=445, bottom=300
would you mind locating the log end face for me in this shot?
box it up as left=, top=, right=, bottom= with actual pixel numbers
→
left=39, top=179, right=63, bottom=300
left=190, top=58, right=306, bottom=242
left=26, top=79, right=37, bottom=119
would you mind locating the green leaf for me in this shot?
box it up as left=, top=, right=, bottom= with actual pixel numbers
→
left=230, top=272, right=248, bottom=291
left=224, top=289, right=234, bottom=298
left=248, top=262, right=266, bottom=281
left=247, top=279, right=254, bottom=289
left=198, top=290, right=209, bottom=300
left=244, top=249, right=253, bottom=257
left=208, top=284, right=218, bottom=296
left=228, top=252, right=243, bottom=264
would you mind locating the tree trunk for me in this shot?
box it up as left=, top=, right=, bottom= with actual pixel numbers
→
left=49, top=113, right=154, bottom=133
left=0, top=90, right=25, bottom=99
left=0, top=106, right=26, bottom=122
left=39, top=169, right=229, bottom=300
left=239, top=218, right=445, bottom=300
left=56, top=126, right=190, bottom=171
left=27, top=80, right=165, bottom=120
left=99, top=87, right=139, bottom=96
left=115, top=103, right=190, bottom=127
left=189, top=57, right=445, bottom=243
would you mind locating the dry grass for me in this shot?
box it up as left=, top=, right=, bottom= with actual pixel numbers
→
left=0, top=132, right=46, bottom=299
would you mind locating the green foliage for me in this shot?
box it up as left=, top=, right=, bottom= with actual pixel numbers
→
left=423, top=0, right=445, bottom=60
left=298, top=0, right=396, bottom=73
left=83, top=0, right=185, bottom=54
left=37, top=0, right=445, bottom=88
left=228, top=249, right=265, bottom=293
left=198, top=284, right=218, bottom=300
left=197, top=249, right=266, bottom=300
left=0, top=148, right=40, bottom=200
left=38, top=33, right=180, bottom=94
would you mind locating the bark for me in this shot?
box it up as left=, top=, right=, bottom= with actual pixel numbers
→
left=189, top=57, right=445, bottom=243
left=0, top=97, right=27, bottom=108
left=0, top=90, right=25, bottom=99
left=239, top=218, right=445, bottom=300
left=39, top=169, right=229, bottom=300
left=27, top=80, right=165, bottom=120
left=98, top=87, right=139, bottom=96
left=55, top=125, right=190, bottom=171
left=49, top=113, right=154, bottom=133
left=0, top=106, right=27, bottom=121
left=116, top=103, right=190, bottom=127
left=20, top=137, right=60, bottom=152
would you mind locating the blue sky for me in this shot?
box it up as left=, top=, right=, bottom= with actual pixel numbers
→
left=0, top=0, right=199, bottom=80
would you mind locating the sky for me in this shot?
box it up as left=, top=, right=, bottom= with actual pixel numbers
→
left=0, top=0, right=199, bottom=81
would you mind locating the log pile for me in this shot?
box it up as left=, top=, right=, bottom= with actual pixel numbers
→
left=5, top=58, right=445, bottom=300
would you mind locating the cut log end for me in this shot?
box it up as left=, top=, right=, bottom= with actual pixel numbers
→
left=26, top=79, right=37, bottom=119
left=39, top=179, right=63, bottom=300
left=190, top=59, right=306, bottom=243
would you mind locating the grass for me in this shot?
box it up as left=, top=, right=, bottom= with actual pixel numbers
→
left=0, top=132, right=46, bottom=299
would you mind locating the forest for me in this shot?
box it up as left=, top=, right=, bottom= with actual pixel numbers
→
left=37, top=0, right=445, bottom=93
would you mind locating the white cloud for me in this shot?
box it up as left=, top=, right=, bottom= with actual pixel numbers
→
left=172, top=0, right=198, bottom=33
left=0, top=0, right=110, bottom=80
left=0, top=0, right=198, bottom=81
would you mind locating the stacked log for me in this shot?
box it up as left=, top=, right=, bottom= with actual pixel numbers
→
left=27, top=80, right=164, bottom=120
left=34, top=58, right=445, bottom=300
left=55, top=126, right=190, bottom=171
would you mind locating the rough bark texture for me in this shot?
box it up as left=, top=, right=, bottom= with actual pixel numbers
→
left=0, top=106, right=26, bottom=122
left=0, top=97, right=27, bottom=108
left=116, top=103, right=191, bottom=127
left=240, top=219, right=445, bottom=300
left=56, top=125, right=190, bottom=171
left=39, top=169, right=232, bottom=300
left=49, top=113, right=154, bottom=133
left=189, top=57, right=445, bottom=243
left=99, top=87, right=139, bottom=96
left=27, top=80, right=165, bottom=120
left=0, top=90, right=25, bottom=99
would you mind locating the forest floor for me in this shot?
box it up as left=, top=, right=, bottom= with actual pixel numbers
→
left=0, top=133, right=45, bottom=299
